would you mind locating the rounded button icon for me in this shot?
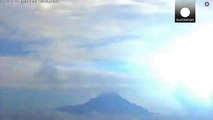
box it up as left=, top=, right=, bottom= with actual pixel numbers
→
left=205, top=2, right=210, bottom=7
left=180, top=7, right=190, bottom=18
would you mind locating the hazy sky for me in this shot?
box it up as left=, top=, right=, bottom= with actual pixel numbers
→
left=1, top=0, right=213, bottom=119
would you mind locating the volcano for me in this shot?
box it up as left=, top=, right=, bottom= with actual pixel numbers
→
left=57, top=93, right=151, bottom=116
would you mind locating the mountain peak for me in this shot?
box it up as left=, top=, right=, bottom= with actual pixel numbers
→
left=98, top=92, right=120, bottom=97
left=58, top=92, right=151, bottom=116
left=91, top=92, right=123, bottom=102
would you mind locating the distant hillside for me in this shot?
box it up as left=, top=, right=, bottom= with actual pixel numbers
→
left=57, top=93, right=151, bottom=116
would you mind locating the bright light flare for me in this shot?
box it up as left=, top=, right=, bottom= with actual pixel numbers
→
left=149, top=24, right=213, bottom=102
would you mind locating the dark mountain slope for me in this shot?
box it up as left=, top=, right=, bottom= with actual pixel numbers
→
left=57, top=93, right=151, bottom=115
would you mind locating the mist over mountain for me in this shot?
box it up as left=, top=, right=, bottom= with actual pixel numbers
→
left=57, top=93, right=151, bottom=116
left=1, top=92, right=208, bottom=120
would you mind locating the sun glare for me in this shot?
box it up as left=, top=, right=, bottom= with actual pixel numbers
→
left=149, top=24, right=213, bottom=102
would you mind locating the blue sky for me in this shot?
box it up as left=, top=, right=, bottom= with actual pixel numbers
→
left=1, top=0, right=213, bottom=119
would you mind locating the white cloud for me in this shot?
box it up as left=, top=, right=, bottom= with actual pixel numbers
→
left=0, top=55, right=133, bottom=91
left=0, top=56, right=41, bottom=87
